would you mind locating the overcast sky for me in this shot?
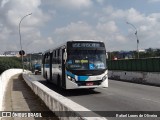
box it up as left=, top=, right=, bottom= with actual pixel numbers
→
left=0, top=0, right=160, bottom=53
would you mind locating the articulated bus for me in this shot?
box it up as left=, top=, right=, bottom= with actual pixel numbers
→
left=41, top=40, right=108, bottom=89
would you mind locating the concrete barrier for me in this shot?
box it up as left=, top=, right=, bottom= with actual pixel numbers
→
left=0, top=69, right=23, bottom=111
left=109, top=70, right=160, bottom=85
left=22, top=73, right=106, bottom=120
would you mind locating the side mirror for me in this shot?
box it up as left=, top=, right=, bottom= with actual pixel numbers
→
left=106, top=52, right=108, bottom=59
left=63, top=49, right=67, bottom=63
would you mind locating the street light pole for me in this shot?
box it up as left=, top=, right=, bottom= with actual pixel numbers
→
left=19, top=13, right=32, bottom=72
left=126, top=22, right=139, bottom=59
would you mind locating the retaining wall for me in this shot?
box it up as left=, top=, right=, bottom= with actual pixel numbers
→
left=108, top=70, right=160, bottom=85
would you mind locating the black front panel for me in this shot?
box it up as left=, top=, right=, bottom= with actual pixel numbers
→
left=67, top=41, right=106, bottom=50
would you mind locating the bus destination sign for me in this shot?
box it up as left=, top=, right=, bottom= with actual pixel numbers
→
left=72, top=43, right=101, bottom=48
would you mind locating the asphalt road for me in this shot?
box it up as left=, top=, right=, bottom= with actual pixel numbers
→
left=66, top=80, right=160, bottom=111
left=39, top=78, right=160, bottom=111
left=36, top=75, right=160, bottom=120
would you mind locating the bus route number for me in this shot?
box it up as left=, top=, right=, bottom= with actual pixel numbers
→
left=72, top=43, right=100, bottom=48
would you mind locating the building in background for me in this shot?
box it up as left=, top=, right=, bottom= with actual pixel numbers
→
left=0, top=51, right=19, bottom=57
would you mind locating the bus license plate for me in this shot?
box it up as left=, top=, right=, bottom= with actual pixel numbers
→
left=86, top=82, right=93, bottom=86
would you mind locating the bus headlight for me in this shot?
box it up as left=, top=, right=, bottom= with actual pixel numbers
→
left=102, top=74, right=107, bottom=81
left=67, top=75, right=76, bottom=82
left=67, top=76, right=71, bottom=80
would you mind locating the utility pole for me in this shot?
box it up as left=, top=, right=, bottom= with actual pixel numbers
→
left=19, top=13, right=32, bottom=72
left=126, top=22, right=139, bottom=59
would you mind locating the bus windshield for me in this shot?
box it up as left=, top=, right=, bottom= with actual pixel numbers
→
left=66, top=50, right=107, bottom=70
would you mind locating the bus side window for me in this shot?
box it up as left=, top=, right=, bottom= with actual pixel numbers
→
left=56, top=50, right=58, bottom=64
left=56, top=49, right=61, bottom=64
left=46, top=54, right=49, bottom=64
left=52, top=50, right=56, bottom=64
left=59, top=49, right=62, bottom=64
left=42, top=54, right=45, bottom=64
left=44, top=54, right=47, bottom=64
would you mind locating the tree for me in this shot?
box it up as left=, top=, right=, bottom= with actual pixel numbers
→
left=0, top=57, right=22, bottom=74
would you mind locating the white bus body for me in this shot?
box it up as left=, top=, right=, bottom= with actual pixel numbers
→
left=42, top=40, right=108, bottom=89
